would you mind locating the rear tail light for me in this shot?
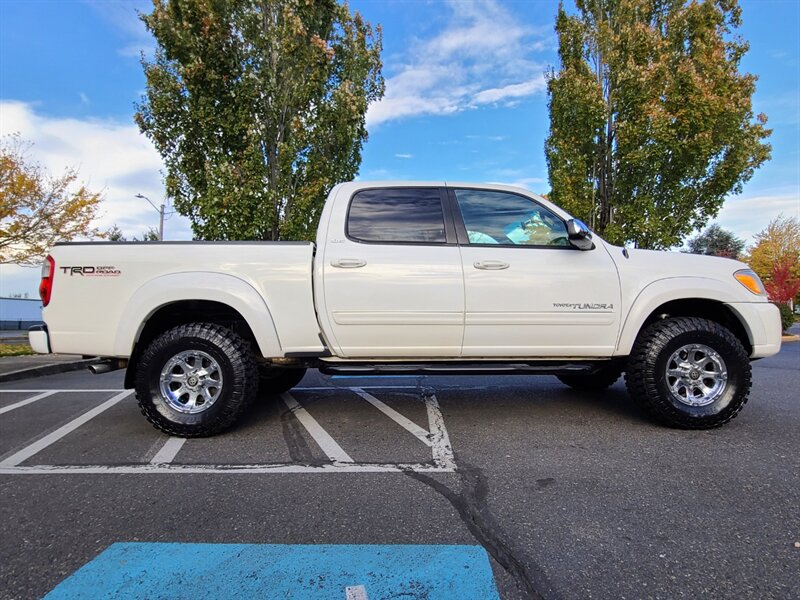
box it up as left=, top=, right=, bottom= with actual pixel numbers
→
left=39, top=255, right=55, bottom=306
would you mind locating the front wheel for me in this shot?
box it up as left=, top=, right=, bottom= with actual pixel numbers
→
left=135, top=323, right=258, bottom=437
left=625, top=317, right=751, bottom=429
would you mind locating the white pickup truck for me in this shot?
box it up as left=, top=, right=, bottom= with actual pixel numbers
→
left=31, top=181, right=781, bottom=436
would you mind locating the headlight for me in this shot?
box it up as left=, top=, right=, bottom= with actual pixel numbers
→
left=734, top=269, right=767, bottom=296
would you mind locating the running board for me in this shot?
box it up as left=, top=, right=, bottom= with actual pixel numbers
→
left=319, top=361, right=606, bottom=377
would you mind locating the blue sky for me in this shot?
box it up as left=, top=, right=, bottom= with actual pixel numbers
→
left=1, top=0, right=798, bottom=295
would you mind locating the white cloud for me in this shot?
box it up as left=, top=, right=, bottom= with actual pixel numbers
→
left=0, top=100, right=191, bottom=241
left=714, top=193, right=800, bottom=245
left=366, top=0, right=550, bottom=126
left=85, top=0, right=155, bottom=58
left=394, top=153, right=413, bottom=159
left=489, top=176, right=546, bottom=190
left=472, top=76, right=546, bottom=105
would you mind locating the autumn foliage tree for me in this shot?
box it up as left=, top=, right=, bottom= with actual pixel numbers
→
left=764, top=260, right=800, bottom=305
left=0, top=135, right=103, bottom=266
left=745, top=214, right=800, bottom=327
left=745, top=214, right=800, bottom=283
left=136, top=0, right=384, bottom=241
left=546, top=0, right=771, bottom=249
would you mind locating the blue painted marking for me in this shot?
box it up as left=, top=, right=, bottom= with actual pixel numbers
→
left=45, top=543, right=500, bottom=600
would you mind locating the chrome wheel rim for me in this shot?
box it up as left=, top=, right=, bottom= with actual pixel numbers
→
left=159, top=350, right=223, bottom=414
left=665, top=344, right=727, bottom=407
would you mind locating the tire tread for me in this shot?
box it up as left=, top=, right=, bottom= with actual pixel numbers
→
left=135, top=323, right=258, bottom=437
left=625, top=317, right=751, bottom=429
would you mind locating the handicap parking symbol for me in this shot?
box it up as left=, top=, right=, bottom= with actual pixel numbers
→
left=45, top=543, right=500, bottom=599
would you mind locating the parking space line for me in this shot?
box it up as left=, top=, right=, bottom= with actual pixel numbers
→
left=425, top=393, right=456, bottom=470
left=281, top=392, right=354, bottom=463
left=0, top=390, right=134, bottom=468
left=0, top=463, right=454, bottom=474
left=351, top=388, right=433, bottom=447
left=0, top=387, right=457, bottom=474
left=295, top=386, right=419, bottom=391
left=0, top=389, right=125, bottom=393
left=150, top=437, right=187, bottom=464
left=0, top=390, right=58, bottom=415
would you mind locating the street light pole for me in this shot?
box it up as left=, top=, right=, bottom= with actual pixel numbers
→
left=134, top=193, right=165, bottom=241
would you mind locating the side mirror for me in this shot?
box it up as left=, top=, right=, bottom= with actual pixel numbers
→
left=566, top=219, right=594, bottom=250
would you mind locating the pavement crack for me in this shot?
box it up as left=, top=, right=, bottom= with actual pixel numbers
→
left=405, top=461, right=559, bottom=600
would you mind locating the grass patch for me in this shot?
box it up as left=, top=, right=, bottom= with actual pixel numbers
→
left=0, top=343, right=34, bottom=357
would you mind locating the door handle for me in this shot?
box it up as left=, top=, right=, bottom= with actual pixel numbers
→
left=331, top=258, right=367, bottom=268
left=473, top=260, right=509, bottom=270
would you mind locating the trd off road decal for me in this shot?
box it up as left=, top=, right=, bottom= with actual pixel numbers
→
left=59, top=266, right=121, bottom=277
left=553, top=302, right=614, bottom=311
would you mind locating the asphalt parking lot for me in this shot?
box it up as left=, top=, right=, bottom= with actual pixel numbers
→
left=1, top=343, right=798, bottom=599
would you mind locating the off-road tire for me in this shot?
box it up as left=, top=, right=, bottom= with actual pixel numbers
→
left=135, top=323, right=258, bottom=437
left=258, top=366, right=307, bottom=396
left=557, top=364, right=623, bottom=391
left=625, top=317, right=751, bottom=429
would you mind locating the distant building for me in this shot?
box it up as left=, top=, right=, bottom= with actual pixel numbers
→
left=0, top=297, right=44, bottom=330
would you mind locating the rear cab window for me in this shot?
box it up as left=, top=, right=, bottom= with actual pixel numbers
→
left=347, top=188, right=447, bottom=244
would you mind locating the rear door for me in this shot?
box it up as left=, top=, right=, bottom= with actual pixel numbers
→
left=321, top=186, right=465, bottom=358
left=450, top=187, right=621, bottom=357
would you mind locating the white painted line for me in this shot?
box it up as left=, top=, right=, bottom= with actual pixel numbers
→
left=0, top=462, right=455, bottom=475
left=0, top=389, right=125, bottom=393
left=0, top=391, right=58, bottom=415
left=281, top=392, right=354, bottom=463
left=0, top=390, right=134, bottom=468
left=295, top=386, right=419, bottom=391
left=150, top=437, right=187, bottom=464
left=351, top=388, right=432, bottom=447
left=424, top=392, right=456, bottom=470
left=346, top=585, right=369, bottom=600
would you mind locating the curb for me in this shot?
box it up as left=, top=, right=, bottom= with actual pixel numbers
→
left=0, top=359, right=95, bottom=383
left=781, top=335, right=800, bottom=343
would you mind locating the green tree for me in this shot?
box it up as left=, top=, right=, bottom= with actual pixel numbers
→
left=106, top=224, right=126, bottom=241
left=105, top=224, right=161, bottom=242
left=685, top=223, right=744, bottom=258
left=136, top=0, right=384, bottom=241
left=1, top=135, right=103, bottom=265
left=135, top=227, right=161, bottom=242
left=546, top=0, right=771, bottom=249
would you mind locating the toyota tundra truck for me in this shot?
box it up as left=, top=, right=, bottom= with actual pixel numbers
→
left=30, top=181, right=782, bottom=436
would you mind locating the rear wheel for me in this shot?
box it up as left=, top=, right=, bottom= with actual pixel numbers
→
left=625, top=317, right=751, bottom=429
left=135, top=323, right=258, bottom=437
left=258, top=366, right=307, bottom=395
left=557, top=364, right=623, bottom=391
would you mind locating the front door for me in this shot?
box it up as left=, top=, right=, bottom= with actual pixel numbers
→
left=450, top=187, right=621, bottom=358
left=322, top=186, right=464, bottom=358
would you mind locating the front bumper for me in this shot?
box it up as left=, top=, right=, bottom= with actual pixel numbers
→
left=28, top=324, right=51, bottom=354
left=726, top=302, right=782, bottom=358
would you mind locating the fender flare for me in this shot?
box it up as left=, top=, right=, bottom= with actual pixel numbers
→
left=114, top=271, right=282, bottom=357
left=615, top=277, right=744, bottom=356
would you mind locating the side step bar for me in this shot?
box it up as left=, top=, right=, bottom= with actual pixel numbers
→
left=319, top=361, right=611, bottom=377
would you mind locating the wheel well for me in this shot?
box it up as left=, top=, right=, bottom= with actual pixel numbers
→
left=123, top=300, right=258, bottom=388
left=639, top=298, right=752, bottom=354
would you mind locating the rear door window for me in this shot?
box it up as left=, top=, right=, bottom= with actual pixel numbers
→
left=347, top=188, right=446, bottom=244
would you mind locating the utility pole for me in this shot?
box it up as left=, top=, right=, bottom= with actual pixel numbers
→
left=134, top=193, right=165, bottom=241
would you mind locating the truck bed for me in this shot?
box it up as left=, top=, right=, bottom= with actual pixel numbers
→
left=44, top=241, right=323, bottom=358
